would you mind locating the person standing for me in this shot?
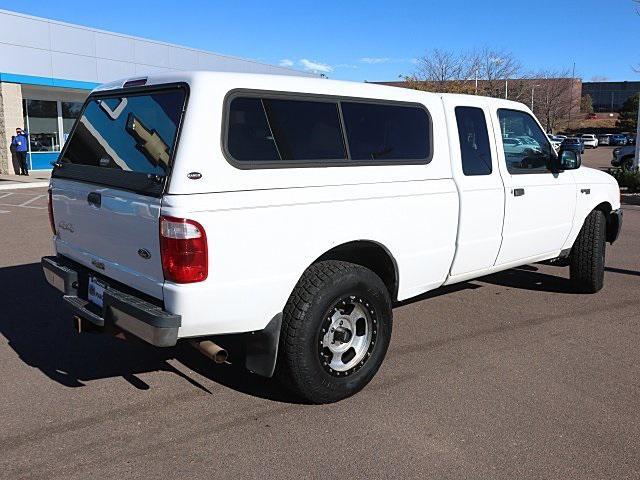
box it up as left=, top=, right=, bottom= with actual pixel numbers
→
left=11, top=127, right=30, bottom=175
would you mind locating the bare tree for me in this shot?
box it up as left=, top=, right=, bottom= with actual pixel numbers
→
left=473, top=48, right=523, bottom=99
left=403, top=49, right=476, bottom=93
left=530, top=70, right=578, bottom=132
left=403, top=48, right=525, bottom=97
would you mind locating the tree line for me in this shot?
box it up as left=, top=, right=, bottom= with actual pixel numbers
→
left=402, top=48, right=580, bottom=133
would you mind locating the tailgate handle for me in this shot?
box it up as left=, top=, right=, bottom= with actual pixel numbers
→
left=87, top=192, right=101, bottom=207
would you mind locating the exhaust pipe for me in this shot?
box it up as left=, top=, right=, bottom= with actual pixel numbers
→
left=191, top=339, right=229, bottom=364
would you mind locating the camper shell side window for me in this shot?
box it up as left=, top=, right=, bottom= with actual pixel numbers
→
left=222, top=90, right=433, bottom=169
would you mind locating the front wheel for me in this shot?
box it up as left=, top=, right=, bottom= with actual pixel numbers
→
left=570, top=210, right=606, bottom=293
left=276, top=260, right=393, bottom=403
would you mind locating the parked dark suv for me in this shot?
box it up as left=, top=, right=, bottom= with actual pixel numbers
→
left=610, top=134, right=628, bottom=146
left=561, top=137, right=585, bottom=154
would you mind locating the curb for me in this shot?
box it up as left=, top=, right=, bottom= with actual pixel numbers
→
left=0, top=182, right=49, bottom=191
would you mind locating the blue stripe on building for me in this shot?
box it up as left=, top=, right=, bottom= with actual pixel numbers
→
left=0, top=72, right=99, bottom=91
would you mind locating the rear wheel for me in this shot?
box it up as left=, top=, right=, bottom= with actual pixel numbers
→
left=276, top=260, right=392, bottom=404
left=570, top=210, right=606, bottom=293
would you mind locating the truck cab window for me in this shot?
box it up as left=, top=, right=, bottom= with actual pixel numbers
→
left=454, top=106, right=492, bottom=176
left=497, top=109, right=553, bottom=174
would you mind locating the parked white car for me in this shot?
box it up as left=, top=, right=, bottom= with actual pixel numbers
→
left=580, top=133, right=599, bottom=148
left=42, top=72, right=623, bottom=403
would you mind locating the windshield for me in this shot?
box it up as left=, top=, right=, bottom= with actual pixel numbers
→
left=54, top=85, right=187, bottom=195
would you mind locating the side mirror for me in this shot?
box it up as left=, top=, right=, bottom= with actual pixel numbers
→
left=558, top=149, right=581, bottom=170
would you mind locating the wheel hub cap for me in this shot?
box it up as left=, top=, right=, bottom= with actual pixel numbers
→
left=318, top=296, right=377, bottom=376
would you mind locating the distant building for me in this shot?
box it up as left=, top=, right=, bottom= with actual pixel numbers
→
left=0, top=9, right=314, bottom=174
left=582, top=81, right=640, bottom=112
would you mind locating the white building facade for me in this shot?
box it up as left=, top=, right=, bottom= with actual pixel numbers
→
left=0, top=9, right=313, bottom=174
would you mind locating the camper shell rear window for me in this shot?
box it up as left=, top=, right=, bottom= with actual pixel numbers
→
left=52, top=83, right=188, bottom=197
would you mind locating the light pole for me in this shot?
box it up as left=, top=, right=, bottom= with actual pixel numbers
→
left=633, top=91, right=640, bottom=171
left=531, top=84, right=540, bottom=110
left=475, top=68, right=478, bottom=94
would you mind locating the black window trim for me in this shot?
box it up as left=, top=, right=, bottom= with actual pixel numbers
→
left=52, top=82, right=190, bottom=197
left=497, top=107, right=558, bottom=176
left=221, top=88, right=434, bottom=170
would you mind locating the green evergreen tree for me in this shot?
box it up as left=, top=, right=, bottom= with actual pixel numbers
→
left=616, top=93, right=639, bottom=131
left=580, top=94, right=593, bottom=114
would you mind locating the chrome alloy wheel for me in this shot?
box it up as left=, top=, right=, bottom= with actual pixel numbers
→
left=318, top=296, right=377, bottom=377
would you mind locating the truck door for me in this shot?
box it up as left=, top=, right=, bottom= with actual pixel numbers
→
left=444, top=98, right=505, bottom=278
left=492, top=108, right=576, bottom=265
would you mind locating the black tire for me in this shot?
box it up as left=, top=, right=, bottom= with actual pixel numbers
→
left=276, top=260, right=393, bottom=403
left=570, top=210, right=606, bottom=293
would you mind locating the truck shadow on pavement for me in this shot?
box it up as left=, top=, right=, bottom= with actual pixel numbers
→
left=1, top=261, right=602, bottom=402
left=0, top=262, right=299, bottom=403
left=478, top=265, right=580, bottom=294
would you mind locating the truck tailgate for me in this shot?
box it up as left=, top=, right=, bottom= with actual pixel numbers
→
left=52, top=178, right=164, bottom=299
left=48, top=83, right=188, bottom=300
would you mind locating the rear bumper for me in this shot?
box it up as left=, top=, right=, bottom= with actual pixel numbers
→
left=42, top=256, right=181, bottom=347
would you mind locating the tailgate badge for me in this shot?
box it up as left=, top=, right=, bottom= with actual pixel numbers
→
left=138, top=248, right=151, bottom=260
left=187, top=172, right=202, bottom=180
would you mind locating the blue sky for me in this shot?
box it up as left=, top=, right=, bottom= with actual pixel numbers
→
left=2, top=0, right=638, bottom=82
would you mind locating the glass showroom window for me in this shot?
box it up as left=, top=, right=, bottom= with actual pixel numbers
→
left=23, top=99, right=60, bottom=152
left=62, top=101, right=83, bottom=144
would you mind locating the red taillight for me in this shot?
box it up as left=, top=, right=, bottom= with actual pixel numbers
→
left=47, top=189, right=56, bottom=235
left=160, top=215, right=208, bottom=283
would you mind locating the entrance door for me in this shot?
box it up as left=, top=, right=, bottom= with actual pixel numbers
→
left=493, top=108, right=576, bottom=265
left=444, top=98, right=505, bottom=277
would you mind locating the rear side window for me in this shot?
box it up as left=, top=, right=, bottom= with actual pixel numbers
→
left=225, top=93, right=431, bottom=166
left=228, top=97, right=346, bottom=161
left=227, top=97, right=280, bottom=161
left=341, top=102, right=429, bottom=161
left=454, top=106, right=492, bottom=176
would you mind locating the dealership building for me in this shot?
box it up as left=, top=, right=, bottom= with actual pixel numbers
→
left=0, top=9, right=312, bottom=174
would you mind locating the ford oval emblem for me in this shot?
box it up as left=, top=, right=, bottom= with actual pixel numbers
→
left=187, top=172, right=202, bottom=180
left=137, top=248, right=151, bottom=260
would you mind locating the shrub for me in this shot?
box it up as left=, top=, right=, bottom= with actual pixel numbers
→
left=608, top=167, right=640, bottom=193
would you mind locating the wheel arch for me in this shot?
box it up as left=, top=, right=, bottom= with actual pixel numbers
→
left=592, top=201, right=620, bottom=244
left=313, top=240, right=400, bottom=302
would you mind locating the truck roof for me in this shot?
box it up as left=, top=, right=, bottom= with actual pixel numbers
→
left=92, top=70, right=530, bottom=111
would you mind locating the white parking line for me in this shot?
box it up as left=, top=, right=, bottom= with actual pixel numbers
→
left=0, top=193, right=13, bottom=200
left=0, top=203, right=46, bottom=210
left=0, top=182, right=49, bottom=191
left=18, top=194, right=45, bottom=206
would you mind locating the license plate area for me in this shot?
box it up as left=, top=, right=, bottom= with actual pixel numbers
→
left=87, top=276, right=107, bottom=309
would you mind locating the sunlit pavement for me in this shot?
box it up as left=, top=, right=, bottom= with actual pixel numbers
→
left=0, top=158, right=638, bottom=479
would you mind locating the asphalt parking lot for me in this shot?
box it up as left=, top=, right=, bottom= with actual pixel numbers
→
left=0, top=148, right=639, bottom=479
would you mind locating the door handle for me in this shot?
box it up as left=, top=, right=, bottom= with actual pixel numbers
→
left=87, top=192, right=101, bottom=207
left=512, top=188, right=525, bottom=197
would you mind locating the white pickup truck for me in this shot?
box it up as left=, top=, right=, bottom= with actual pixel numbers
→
left=42, top=72, right=622, bottom=403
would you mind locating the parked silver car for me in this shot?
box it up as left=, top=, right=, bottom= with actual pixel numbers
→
left=598, top=134, right=612, bottom=146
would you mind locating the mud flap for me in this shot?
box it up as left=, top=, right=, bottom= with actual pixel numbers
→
left=245, top=313, right=282, bottom=378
